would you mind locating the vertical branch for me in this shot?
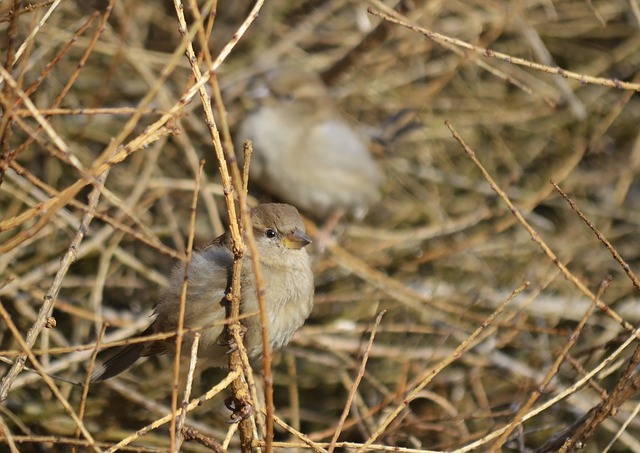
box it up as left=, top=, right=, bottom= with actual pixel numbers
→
left=176, top=332, right=201, bottom=451
left=235, top=137, right=276, bottom=452
left=74, top=323, right=107, bottom=453
left=169, top=160, right=204, bottom=451
left=328, top=311, right=386, bottom=453
left=171, top=0, right=265, bottom=451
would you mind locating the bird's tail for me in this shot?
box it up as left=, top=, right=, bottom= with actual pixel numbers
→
left=90, top=325, right=155, bottom=382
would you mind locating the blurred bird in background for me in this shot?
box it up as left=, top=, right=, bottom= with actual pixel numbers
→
left=235, top=68, right=384, bottom=221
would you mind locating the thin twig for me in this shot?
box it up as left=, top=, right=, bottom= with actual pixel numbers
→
left=368, top=7, right=640, bottom=91
left=554, top=343, right=640, bottom=452
left=0, top=2, right=210, bottom=250
left=105, top=370, right=240, bottom=452
left=1, top=9, right=98, bottom=176
left=181, top=425, right=226, bottom=453
left=74, top=323, right=107, bottom=453
left=356, top=282, right=528, bottom=452
left=456, top=321, right=640, bottom=452
left=328, top=310, right=386, bottom=453
left=488, top=277, right=610, bottom=451
left=170, top=1, right=266, bottom=450
left=7, top=3, right=110, bottom=169
left=0, top=156, right=111, bottom=401
left=552, top=181, right=640, bottom=292
left=602, top=399, right=640, bottom=453
left=6, top=0, right=62, bottom=68
left=7, top=161, right=181, bottom=260
left=270, top=413, right=329, bottom=453
left=0, top=299, right=100, bottom=452
left=445, top=121, right=636, bottom=334
left=169, top=160, right=203, bottom=451
left=0, top=411, right=20, bottom=453
left=176, top=333, right=200, bottom=451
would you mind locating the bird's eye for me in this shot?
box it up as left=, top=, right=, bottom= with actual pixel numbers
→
left=265, top=228, right=277, bottom=239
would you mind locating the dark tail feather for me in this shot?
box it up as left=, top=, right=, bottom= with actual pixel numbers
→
left=90, top=325, right=158, bottom=382
left=90, top=342, right=146, bottom=382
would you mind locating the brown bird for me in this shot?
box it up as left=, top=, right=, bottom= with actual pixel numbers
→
left=91, top=203, right=315, bottom=382
left=236, top=68, right=384, bottom=219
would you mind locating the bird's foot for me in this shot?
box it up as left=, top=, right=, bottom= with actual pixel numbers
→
left=217, top=324, right=248, bottom=355
left=225, top=396, right=253, bottom=423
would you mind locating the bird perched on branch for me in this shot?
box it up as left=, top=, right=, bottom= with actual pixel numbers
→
left=91, top=203, right=315, bottom=382
left=236, top=68, right=384, bottom=219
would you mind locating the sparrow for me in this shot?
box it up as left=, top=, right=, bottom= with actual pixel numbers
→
left=235, top=68, right=384, bottom=219
left=91, top=203, right=315, bottom=382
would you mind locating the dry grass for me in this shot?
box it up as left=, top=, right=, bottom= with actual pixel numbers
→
left=2, top=0, right=640, bottom=451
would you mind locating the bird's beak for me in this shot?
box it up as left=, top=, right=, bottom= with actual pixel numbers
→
left=283, top=229, right=312, bottom=250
